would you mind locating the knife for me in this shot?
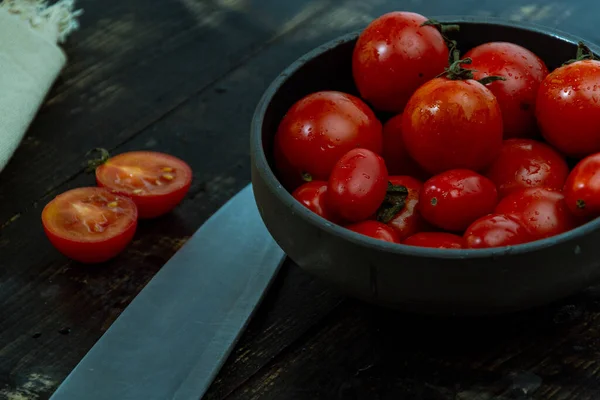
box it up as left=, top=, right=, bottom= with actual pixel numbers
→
left=50, top=183, right=285, bottom=400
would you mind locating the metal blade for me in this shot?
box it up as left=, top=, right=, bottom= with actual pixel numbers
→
left=50, top=184, right=285, bottom=400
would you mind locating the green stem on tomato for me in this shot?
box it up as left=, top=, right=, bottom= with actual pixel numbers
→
left=84, top=148, right=110, bottom=173
left=564, top=41, right=599, bottom=65
left=421, top=19, right=460, bottom=64
left=376, top=182, right=409, bottom=224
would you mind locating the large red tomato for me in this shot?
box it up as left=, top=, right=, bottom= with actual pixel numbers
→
left=536, top=59, right=600, bottom=158
left=327, top=148, right=388, bottom=222
left=381, top=114, right=429, bottom=179
left=345, top=221, right=400, bottom=243
left=420, top=169, right=498, bottom=232
left=274, top=91, right=383, bottom=190
left=464, top=214, right=534, bottom=249
left=352, top=11, right=449, bottom=113
left=402, top=77, right=503, bottom=174
left=485, top=139, right=569, bottom=198
left=403, top=232, right=464, bottom=249
left=464, top=42, right=549, bottom=139
left=563, top=153, right=600, bottom=218
left=385, top=176, right=430, bottom=241
left=292, top=181, right=336, bottom=222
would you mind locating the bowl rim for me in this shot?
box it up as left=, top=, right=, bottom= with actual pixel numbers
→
left=250, top=16, right=600, bottom=260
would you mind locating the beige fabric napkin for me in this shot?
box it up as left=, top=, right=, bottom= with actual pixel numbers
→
left=0, top=0, right=81, bottom=172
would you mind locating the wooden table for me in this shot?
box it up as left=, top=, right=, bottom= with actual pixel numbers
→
left=2, top=0, right=600, bottom=398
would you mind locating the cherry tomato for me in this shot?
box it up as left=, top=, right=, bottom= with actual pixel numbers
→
left=464, top=213, right=534, bottom=249
left=381, top=114, right=429, bottom=179
left=42, top=187, right=138, bottom=263
left=274, top=91, right=383, bottom=189
left=563, top=153, right=600, bottom=218
left=464, top=42, right=549, bottom=139
left=292, top=181, right=336, bottom=222
left=352, top=11, right=449, bottom=113
left=402, top=77, right=503, bottom=174
left=485, top=139, right=569, bottom=198
left=536, top=59, right=600, bottom=158
left=95, top=151, right=192, bottom=219
left=386, top=176, right=431, bottom=241
left=420, top=169, right=498, bottom=232
left=327, top=148, right=388, bottom=222
left=495, top=188, right=579, bottom=240
left=345, top=221, right=400, bottom=243
left=403, top=232, right=464, bottom=249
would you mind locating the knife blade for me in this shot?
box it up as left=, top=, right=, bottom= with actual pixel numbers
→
left=50, top=183, right=285, bottom=400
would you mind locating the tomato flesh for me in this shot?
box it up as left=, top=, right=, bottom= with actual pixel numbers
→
left=42, top=187, right=138, bottom=263
left=345, top=221, right=400, bottom=243
left=96, top=151, right=192, bottom=218
left=403, top=232, right=464, bottom=249
left=563, top=153, right=600, bottom=218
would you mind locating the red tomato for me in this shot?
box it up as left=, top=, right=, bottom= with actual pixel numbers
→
left=381, top=114, right=429, bottom=179
left=327, top=148, right=388, bottom=222
left=274, top=91, right=383, bottom=189
left=536, top=59, right=600, bottom=158
left=352, top=11, right=449, bottom=113
left=385, top=176, right=430, bottom=241
left=495, top=188, right=579, bottom=239
left=42, top=187, right=138, bottom=263
left=563, top=153, right=600, bottom=218
left=485, top=139, right=569, bottom=198
left=403, top=232, right=464, bottom=249
left=96, top=151, right=192, bottom=219
left=464, top=42, right=549, bottom=139
left=292, top=181, right=336, bottom=222
left=345, top=221, right=400, bottom=243
left=402, top=77, right=503, bottom=174
left=420, top=169, right=498, bottom=232
left=464, top=213, right=534, bottom=249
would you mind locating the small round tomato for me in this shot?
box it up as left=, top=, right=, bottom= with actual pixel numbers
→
left=464, top=42, right=549, bottom=139
left=563, top=153, right=600, bottom=218
left=274, top=91, right=383, bottom=189
left=402, top=77, right=503, bottom=174
left=381, top=114, right=429, bottom=179
left=346, top=221, right=400, bottom=243
left=327, top=148, right=388, bottom=222
left=536, top=59, right=600, bottom=158
left=95, top=151, right=192, bottom=219
left=495, top=188, right=579, bottom=240
left=403, top=232, right=464, bottom=249
left=292, top=181, right=335, bottom=222
left=42, top=187, right=138, bottom=263
left=385, top=176, right=430, bottom=241
left=352, top=11, right=449, bottom=113
left=464, top=214, right=534, bottom=249
left=420, top=169, right=498, bottom=232
left=485, top=139, right=569, bottom=198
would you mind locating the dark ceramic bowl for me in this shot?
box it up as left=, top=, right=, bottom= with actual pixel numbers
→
left=250, top=16, right=600, bottom=316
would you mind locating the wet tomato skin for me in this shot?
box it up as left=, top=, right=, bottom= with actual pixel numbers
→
left=485, top=139, right=569, bottom=198
left=327, top=148, right=388, bottom=222
left=274, top=91, right=383, bottom=190
left=464, top=213, right=534, bottom=249
left=292, top=181, right=336, bottom=222
left=403, top=232, right=464, bottom=249
left=381, top=114, right=429, bottom=179
left=464, top=42, right=549, bottom=139
left=402, top=78, right=503, bottom=174
left=420, top=169, right=499, bottom=232
left=386, top=176, right=431, bottom=241
left=536, top=60, right=600, bottom=158
left=352, top=11, right=449, bottom=113
left=563, top=153, right=600, bottom=218
left=42, top=187, right=138, bottom=264
left=345, top=221, right=400, bottom=243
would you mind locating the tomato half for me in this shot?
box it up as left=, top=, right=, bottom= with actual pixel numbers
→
left=485, top=139, right=569, bottom=198
left=536, top=59, right=600, bottom=158
left=345, top=221, right=400, bottom=243
left=403, top=232, right=464, bottom=249
left=420, top=169, right=498, bottom=232
left=386, top=176, right=430, bottom=241
left=402, top=77, right=503, bottom=174
left=42, top=187, right=138, bottom=263
left=327, top=148, right=388, bottom=222
left=464, top=214, right=534, bottom=249
left=96, top=151, right=192, bottom=219
left=352, top=11, right=449, bottom=113
left=292, top=181, right=336, bottom=222
left=464, top=42, right=549, bottom=139
left=381, top=114, right=429, bottom=179
left=563, top=153, right=600, bottom=218
left=274, top=91, right=383, bottom=190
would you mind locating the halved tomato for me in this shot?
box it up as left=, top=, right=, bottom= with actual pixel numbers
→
left=95, top=151, right=192, bottom=218
left=42, top=187, right=138, bottom=263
